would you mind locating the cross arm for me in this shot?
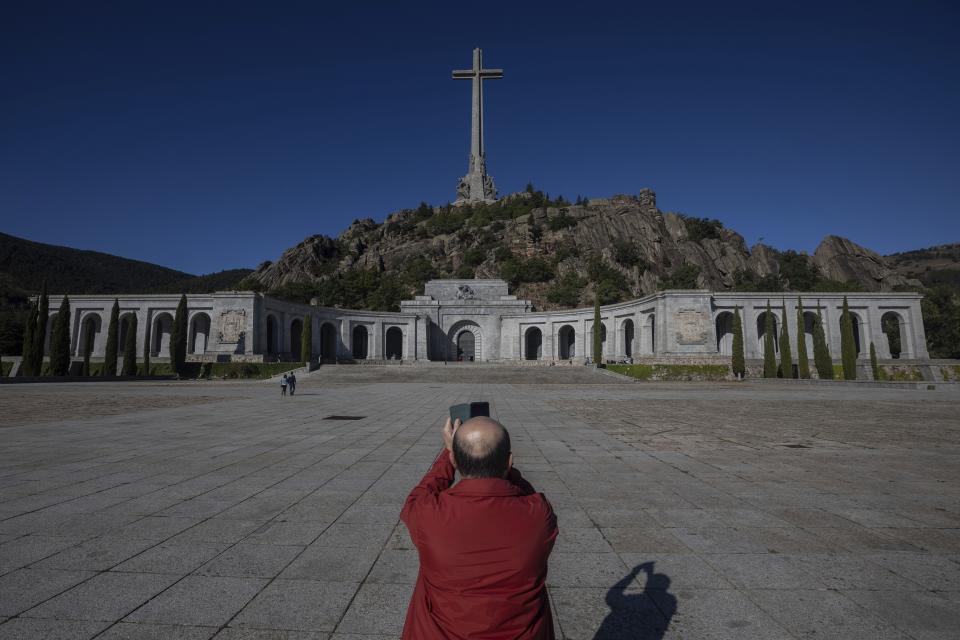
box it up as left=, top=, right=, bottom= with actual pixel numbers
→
left=452, top=70, right=475, bottom=79
left=479, top=69, right=503, bottom=79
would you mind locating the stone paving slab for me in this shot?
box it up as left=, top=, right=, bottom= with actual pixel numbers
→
left=0, top=368, right=958, bottom=639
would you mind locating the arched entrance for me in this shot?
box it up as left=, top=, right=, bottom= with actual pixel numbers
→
left=190, top=313, right=211, bottom=355
left=457, top=331, right=475, bottom=362
left=385, top=326, right=403, bottom=360
left=646, top=314, right=656, bottom=354
left=558, top=325, right=575, bottom=359
left=290, top=319, right=303, bottom=359
left=757, top=311, right=779, bottom=354
left=352, top=325, right=368, bottom=359
left=76, top=314, right=102, bottom=357
left=321, top=322, right=337, bottom=361
left=802, top=311, right=817, bottom=359
left=265, top=315, right=279, bottom=356
left=524, top=327, right=542, bottom=360
left=881, top=311, right=904, bottom=359
left=151, top=313, right=174, bottom=357
left=715, top=312, right=734, bottom=355
left=118, top=313, right=136, bottom=354
left=622, top=319, right=634, bottom=357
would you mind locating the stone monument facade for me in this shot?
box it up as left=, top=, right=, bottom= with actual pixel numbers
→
left=452, top=48, right=502, bottom=204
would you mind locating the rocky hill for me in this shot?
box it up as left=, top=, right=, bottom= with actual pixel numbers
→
left=245, top=188, right=919, bottom=311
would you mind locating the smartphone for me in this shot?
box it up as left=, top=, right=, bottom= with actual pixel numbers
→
left=449, top=402, right=490, bottom=424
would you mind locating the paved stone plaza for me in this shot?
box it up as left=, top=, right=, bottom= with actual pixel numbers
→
left=1, top=367, right=959, bottom=639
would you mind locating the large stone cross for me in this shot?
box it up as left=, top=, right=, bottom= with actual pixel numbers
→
left=452, top=48, right=502, bottom=204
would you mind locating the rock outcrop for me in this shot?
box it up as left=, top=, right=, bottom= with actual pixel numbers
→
left=248, top=190, right=916, bottom=308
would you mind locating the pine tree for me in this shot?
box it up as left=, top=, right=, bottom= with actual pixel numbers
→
left=592, top=295, right=602, bottom=366
left=122, top=314, right=138, bottom=376
left=20, top=301, right=37, bottom=376
left=840, top=296, right=857, bottom=380
left=300, top=315, right=312, bottom=364
left=170, top=295, right=188, bottom=377
left=779, top=300, right=794, bottom=378
left=142, top=317, right=151, bottom=375
left=33, top=281, right=49, bottom=374
left=796, top=297, right=810, bottom=379
left=763, top=301, right=777, bottom=378
left=813, top=306, right=833, bottom=379
left=49, top=296, right=72, bottom=376
left=870, top=342, right=881, bottom=380
left=103, top=299, right=120, bottom=376
left=82, top=321, right=93, bottom=376
left=731, top=307, right=745, bottom=379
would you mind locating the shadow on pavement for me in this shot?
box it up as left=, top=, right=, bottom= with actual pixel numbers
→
left=594, top=562, right=676, bottom=639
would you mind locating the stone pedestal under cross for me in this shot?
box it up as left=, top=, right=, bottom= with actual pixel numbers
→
left=452, top=48, right=502, bottom=204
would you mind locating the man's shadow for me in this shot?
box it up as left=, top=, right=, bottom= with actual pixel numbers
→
left=593, top=562, right=676, bottom=640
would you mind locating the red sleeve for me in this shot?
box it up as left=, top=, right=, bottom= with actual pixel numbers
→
left=400, top=448, right=455, bottom=537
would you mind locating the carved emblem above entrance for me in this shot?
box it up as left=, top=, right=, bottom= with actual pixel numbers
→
left=456, top=284, right=476, bottom=300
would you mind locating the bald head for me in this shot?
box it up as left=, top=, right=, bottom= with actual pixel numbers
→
left=452, top=417, right=512, bottom=478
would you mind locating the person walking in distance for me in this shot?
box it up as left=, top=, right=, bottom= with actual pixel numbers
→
left=288, top=372, right=297, bottom=396
left=400, top=414, right=559, bottom=639
left=280, top=373, right=288, bottom=396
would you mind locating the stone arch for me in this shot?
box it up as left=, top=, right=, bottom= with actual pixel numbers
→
left=321, top=322, right=338, bottom=361
left=117, top=312, right=137, bottom=354
left=558, top=325, right=576, bottom=359
left=290, top=318, right=303, bottom=359
left=151, top=312, right=174, bottom=357
left=449, top=320, right=482, bottom=362
left=189, top=313, right=211, bottom=355
left=881, top=311, right=905, bottom=359
left=352, top=325, right=369, bottom=359
left=265, top=314, right=279, bottom=356
left=622, top=319, right=634, bottom=357
left=646, top=314, right=656, bottom=354
left=715, top=311, right=735, bottom=356
left=385, top=326, right=403, bottom=360
left=756, top=311, right=779, bottom=354
left=802, top=311, right=818, bottom=359
left=840, top=311, right=863, bottom=357
left=76, top=313, right=102, bottom=357
left=524, top=326, right=543, bottom=361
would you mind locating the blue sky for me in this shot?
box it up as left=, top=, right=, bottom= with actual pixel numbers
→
left=2, top=1, right=958, bottom=274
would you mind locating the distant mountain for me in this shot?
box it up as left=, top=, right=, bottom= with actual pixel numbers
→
left=886, top=243, right=960, bottom=290
left=0, top=232, right=251, bottom=296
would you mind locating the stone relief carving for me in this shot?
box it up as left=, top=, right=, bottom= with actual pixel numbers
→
left=456, top=284, right=476, bottom=300
left=218, top=309, right=246, bottom=343
left=674, top=308, right=710, bottom=345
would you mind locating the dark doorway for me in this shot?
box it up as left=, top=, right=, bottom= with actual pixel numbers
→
left=266, top=315, right=278, bottom=356
left=320, top=322, right=337, bottom=362
left=525, top=327, right=542, bottom=360
left=558, top=325, right=575, bottom=359
left=457, top=330, right=475, bottom=362
left=353, top=325, right=368, bottom=359
left=290, top=319, right=303, bottom=359
left=623, top=319, right=634, bottom=357
left=385, top=327, right=403, bottom=360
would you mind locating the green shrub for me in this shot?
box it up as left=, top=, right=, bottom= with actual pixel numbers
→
left=683, top=217, right=723, bottom=241
left=660, top=265, right=701, bottom=290
left=546, top=273, right=586, bottom=307
left=608, top=364, right=730, bottom=381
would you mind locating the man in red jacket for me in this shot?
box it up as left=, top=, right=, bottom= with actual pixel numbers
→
left=400, top=414, right=559, bottom=639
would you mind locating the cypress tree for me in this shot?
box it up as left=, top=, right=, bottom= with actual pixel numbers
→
left=840, top=296, right=857, bottom=380
left=592, top=295, right=602, bottom=366
left=796, top=297, right=810, bottom=379
left=870, top=341, right=881, bottom=380
left=731, top=307, right=745, bottom=379
left=813, top=306, right=833, bottom=379
left=170, top=295, right=188, bottom=377
left=33, top=281, right=49, bottom=374
left=779, top=300, right=794, bottom=378
left=763, top=301, right=777, bottom=378
left=103, top=299, right=120, bottom=376
left=142, top=316, right=151, bottom=375
left=49, top=296, right=72, bottom=376
left=21, top=301, right=37, bottom=376
left=300, top=315, right=312, bottom=364
left=82, top=321, right=93, bottom=376
left=122, top=314, right=138, bottom=376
